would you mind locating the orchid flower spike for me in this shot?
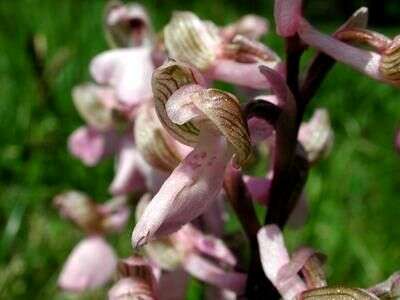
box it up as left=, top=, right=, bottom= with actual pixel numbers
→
left=163, top=11, right=282, bottom=89
left=104, top=1, right=154, bottom=48
left=108, top=256, right=158, bottom=300
left=298, top=108, right=334, bottom=164
left=135, top=195, right=247, bottom=294
left=131, top=61, right=252, bottom=247
left=58, top=236, right=117, bottom=292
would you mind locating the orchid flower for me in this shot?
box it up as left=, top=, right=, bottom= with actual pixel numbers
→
left=54, top=191, right=130, bottom=292
left=257, top=225, right=381, bottom=300
left=108, top=256, right=158, bottom=300
left=163, top=11, right=282, bottom=89
left=104, top=1, right=154, bottom=48
left=131, top=60, right=252, bottom=246
left=53, top=190, right=130, bottom=234
left=68, top=82, right=166, bottom=196
left=274, top=0, right=400, bottom=87
left=68, top=83, right=128, bottom=166
left=135, top=195, right=247, bottom=294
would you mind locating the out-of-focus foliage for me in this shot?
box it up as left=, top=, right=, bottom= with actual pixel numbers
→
left=0, top=1, right=399, bottom=299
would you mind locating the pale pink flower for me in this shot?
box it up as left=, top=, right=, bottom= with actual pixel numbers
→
left=294, top=6, right=400, bottom=87
left=257, top=225, right=308, bottom=300
left=163, top=12, right=282, bottom=89
left=53, top=190, right=130, bottom=234
left=132, top=61, right=252, bottom=246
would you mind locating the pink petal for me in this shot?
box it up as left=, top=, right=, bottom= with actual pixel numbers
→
left=298, top=19, right=383, bottom=81
left=109, top=137, right=147, bottom=195
left=206, top=59, right=283, bottom=89
left=132, top=131, right=232, bottom=247
left=274, top=0, right=303, bottom=37
left=183, top=253, right=247, bottom=294
left=68, top=127, right=119, bottom=166
left=257, top=225, right=307, bottom=300
left=90, top=48, right=153, bottom=106
left=58, top=236, right=117, bottom=292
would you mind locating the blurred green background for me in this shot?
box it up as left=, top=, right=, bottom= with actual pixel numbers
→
left=0, top=0, right=399, bottom=299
